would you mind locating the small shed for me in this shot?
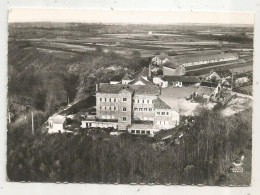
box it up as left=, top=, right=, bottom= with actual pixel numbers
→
left=48, top=115, right=67, bottom=134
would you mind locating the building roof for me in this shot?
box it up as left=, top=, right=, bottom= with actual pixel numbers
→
left=155, top=52, right=238, bottom=69
left=214, top=69, right=232, bottom=78
left=128, top=76, right=154, bottom=85
left=153, top=98, right=172, bottom=109
left=162, top=76, right=201, bottom=83
left=49, top=115, right=66, bottom=124
left=122, top=74, right=132, bottom=80
left=98, top=83, right=160, bottom=95
left=200, top=82, right=219, bottom=88
left=132, top=67, right=149, bottom=79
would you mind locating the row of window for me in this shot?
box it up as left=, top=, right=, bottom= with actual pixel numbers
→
left=99, top=97, right=128, bottom=102
left=101, top=115, right=116, bottom=119
left=134, top=99, right=152, bottom=104
left=156, top=121, right=169, bottom=125
left=99, top=98, right=153, bottom=104
left=100, top=106, right=117, bottom=111
left=134, top=107, right=153, bottom=112
left=156, top=111, right=170, bottom=116
left=131, top=130, right=150, bottom=135
left=100, top=106, right=128, bottom=112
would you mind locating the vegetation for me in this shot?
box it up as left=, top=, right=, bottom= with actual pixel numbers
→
left=7, top=107, right=251, bottom=184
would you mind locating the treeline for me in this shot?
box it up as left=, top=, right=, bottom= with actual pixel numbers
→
left=7, top=107, right=252, bottom=185
left=8, top=39, right=147, bottom=122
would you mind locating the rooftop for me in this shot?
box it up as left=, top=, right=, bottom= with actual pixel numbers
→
left=214, top=69, right=233, bottom=78
left=162, top=76, right=201, bottom=83
left=49, top=115, right=66, bottom=124
left=98, top=83, right=160, bottom=95
left=154, top=98, right=172, bottom=109
left=132, top=67, right=149, bottom=79
left=122, top=74, right=132, bottom=80
left=128, top=76, right=154, bottom=85
left=155, top=52, right=238, bottom=69
left=200, top=81, right=219, bottom=88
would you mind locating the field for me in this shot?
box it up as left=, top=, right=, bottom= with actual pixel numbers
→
left=9, top=23, right=253, bottom=64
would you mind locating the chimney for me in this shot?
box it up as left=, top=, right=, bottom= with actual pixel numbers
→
left=96, top=83, right=99, bottom=92
left=148, top=62, right=152, bottom=78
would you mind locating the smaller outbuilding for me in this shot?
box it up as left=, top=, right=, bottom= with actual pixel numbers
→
left=48, top=115, right=69, bottom=134
left=162, top=76, right=201, bottom=87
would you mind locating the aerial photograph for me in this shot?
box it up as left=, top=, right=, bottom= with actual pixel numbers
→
left=7, top=9, right=253, bottom=185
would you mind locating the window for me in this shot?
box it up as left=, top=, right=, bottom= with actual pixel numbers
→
left=123, top=117, right=127, bottom=121
left=144, top=108, right=147, bottom=111
left=134, top=108, right=138, bottom=111
left=149, top=108, right=152, bottom=111
left=123, top=107, right=127, bottom=111
left=131, top=130, right=135, bottom=134
left=100, top=98, right=102, bottom=102
left=146, top=131, right=150, bottom=134
left=162, top=112, right=165, bottom=115
left=141, top=130, right=145, bottom=134
left=137, top=99, right=140, bottom=103
left=110, top=98, right=112, bottom=102
left=105, top=98, right=106, bottom=102
left=147, top=100, right=150, bottom=104
left=157, top=112, right=160, bottom=115
left=139, top=108, right=143, bottom=111
left=110, top=107, right=112, bottom=110
left=114, top=99, right=116, bottom=102
left=142, top=100, right=145, bottom=103
left=114, top=107, right=116, bottom=111
left=100, top=106, right=102, bottom=110
left=166, top=112, right=169, bottom=115
left=136, top=130, right=140, bottom=134
left=123, top=98, right=127, bottom=101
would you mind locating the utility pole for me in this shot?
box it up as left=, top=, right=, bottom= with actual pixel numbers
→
left=68, top=97, right=70, bottom=106
left=31, top=111, right=34, bottom=135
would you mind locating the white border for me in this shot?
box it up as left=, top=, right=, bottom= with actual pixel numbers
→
left=1, top=0, right=260, bottom=195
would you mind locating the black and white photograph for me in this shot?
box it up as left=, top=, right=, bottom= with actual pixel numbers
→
left=6, top=8, right=254, bottom=186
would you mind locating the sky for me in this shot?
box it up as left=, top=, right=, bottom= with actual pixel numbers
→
left=8, top=9, right=254, bottom=25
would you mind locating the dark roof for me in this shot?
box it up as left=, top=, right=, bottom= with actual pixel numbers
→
left=98, top=83, right=160, bottom=95
left=128, top=76, right=154, bottom=85
left=122, top=74, right=132, bottom=80
left=214, top=69, right=232, bottom=78
left=132, top=67, right=149, bottom=79
left=155, top=52, right=238, bottom=69
left=200, top=82, right=219, bottom=88
left=162, top=76, right=201, bottom=83
left=153, top=98, right=171, bottom=109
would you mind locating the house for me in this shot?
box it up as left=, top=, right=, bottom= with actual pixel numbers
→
left=205, top=70, right=232, bottom=83
left=195, top=82, right=221, bottom=100
left=121, top=74, right=132, bottom=84
left=81, top=83, right=180, bottom=135
left=48, top=115, right=68, bottom=134
left=153, top=76, right=168, bottom=88
left=161, top=76, right=201, bottom=88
